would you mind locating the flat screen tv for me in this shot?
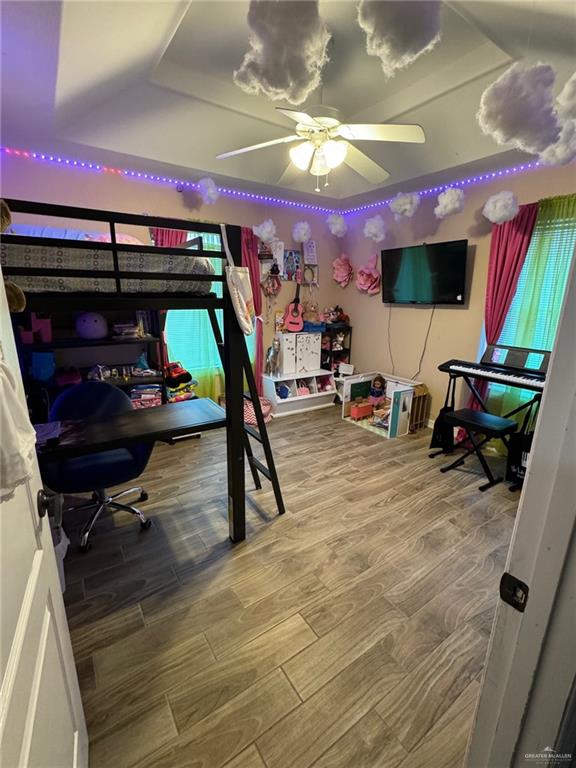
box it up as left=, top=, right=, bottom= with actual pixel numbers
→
left=381, top=239, right=468, bottom=305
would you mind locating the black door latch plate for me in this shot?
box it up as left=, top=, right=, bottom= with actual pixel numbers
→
left=500, top=572, right=529, bottom=612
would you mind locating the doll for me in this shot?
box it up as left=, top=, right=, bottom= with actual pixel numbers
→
left=332, top=332, right=345, bottom=351
left=265, top=337, right=281, bottom=375
left=334, top=306, right=350, bottom=324
left=368, top=374, right=386, bottom=406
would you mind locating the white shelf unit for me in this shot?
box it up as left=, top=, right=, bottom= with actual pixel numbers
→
left=263, top=370, right=336, bottom=416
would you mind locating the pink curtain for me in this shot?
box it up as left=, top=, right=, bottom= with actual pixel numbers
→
left=484, top=203, right=539, bottom=345
left=466, top=202, right=539, bottom=415
left=241, top=227, right=263, bottom=395
left=150, top=228, right=188, bottom=247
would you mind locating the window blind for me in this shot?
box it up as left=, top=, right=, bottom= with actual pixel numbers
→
left=165, top=231, right=255, bottom=377
left=499, top=215, right=576, bottom=350
left=492, top=197, right=576, bottom=403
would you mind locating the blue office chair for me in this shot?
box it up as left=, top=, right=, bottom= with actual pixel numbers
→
left=41, top=381, right=154, bottom=551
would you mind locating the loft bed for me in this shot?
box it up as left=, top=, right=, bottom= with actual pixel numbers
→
left=1, top=199, right=220, bottom=310
left=1, top=198, right=285, bottom=541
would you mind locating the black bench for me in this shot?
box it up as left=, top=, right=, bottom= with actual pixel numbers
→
left=440, top=408, right=518, bottom=491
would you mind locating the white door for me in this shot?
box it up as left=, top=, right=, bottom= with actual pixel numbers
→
left=0, top=274, right=88, bottom=768
left=466, top=253, right=576, bottom=766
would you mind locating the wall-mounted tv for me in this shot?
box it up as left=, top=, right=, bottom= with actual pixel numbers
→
left=381, top=239, right=468, bottom=305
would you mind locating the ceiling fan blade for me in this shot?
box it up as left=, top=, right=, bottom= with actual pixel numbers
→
left=344, top=144, right=390, bottom=185
left=276, top=108, right=322, bottom=127
left=217, top=134, right=299, bottom=160
left=338, top=123, right=425, bottom=144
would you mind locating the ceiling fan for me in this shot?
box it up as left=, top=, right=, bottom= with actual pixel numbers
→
left=216, top=106, right=425, bottom=191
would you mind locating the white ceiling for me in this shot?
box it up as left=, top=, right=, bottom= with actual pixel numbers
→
left=1, top=0, right=574, bottom=204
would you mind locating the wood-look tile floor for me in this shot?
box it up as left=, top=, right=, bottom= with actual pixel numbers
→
left=62, top=407, right=518, bottom=768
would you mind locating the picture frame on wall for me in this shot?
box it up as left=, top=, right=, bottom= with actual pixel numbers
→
left=274, top=310, right=284, bottom=333
left=283, top=249, right=301, bottom=281
left=271, top=240, right=285, bottom=278
left=303, top=239, right=318, bottom=265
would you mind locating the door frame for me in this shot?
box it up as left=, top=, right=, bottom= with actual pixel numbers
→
left=466, top=252, right=576, bottom=766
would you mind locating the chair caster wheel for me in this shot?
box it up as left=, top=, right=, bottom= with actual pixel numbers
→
left=139, top=492, right=149, bottom=502
left=140, top=519, right=152, bottom=531
left=79, top=541, right=92, bottom=553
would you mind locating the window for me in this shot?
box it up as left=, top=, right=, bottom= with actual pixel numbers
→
left=490, top=195, right=576, bottom=407
left=165, top=231, right=255, bottom=398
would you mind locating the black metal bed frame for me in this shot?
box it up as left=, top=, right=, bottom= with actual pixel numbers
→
left=1, top=198, right=285, bottom=541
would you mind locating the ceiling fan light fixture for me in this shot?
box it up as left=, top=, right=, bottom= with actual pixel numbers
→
left=323, top=140, right=348, bottom=169
left=310, top=147, right=330, bottom=176
left=289, top=141, right=315, bottom=171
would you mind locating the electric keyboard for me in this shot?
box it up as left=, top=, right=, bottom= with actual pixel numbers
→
left=439, top=344, right=549, bottom=393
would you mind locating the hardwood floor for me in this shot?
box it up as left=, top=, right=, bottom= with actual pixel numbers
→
left=62, top=407, right=518, bottom=768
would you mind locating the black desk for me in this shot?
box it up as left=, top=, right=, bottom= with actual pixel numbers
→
left=38, top=398, right=226, bottom=459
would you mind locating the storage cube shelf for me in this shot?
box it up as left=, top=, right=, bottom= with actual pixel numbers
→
left=263, top=370, right=336, bottom=416
left=277, top=332, right=321, bottom=376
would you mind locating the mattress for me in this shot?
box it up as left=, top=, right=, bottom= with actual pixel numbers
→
left=0, top=240, right=215, bottom=294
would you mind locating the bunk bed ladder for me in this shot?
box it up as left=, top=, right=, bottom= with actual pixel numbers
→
left=208, top=308, right=285, bottom=516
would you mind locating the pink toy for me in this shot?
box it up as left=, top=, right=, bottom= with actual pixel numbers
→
left=332, top=253, right=353, bottom=288
left=85, top=232, right=143, bottom=245
left=356, top=254, right=381, bottom=295
left=30, top=313, right=52, bottom=343
left=18, top=328, right=34, bottom=345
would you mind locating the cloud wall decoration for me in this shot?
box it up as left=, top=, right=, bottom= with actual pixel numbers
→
left=234, top=0, right=331, bottom=105
left=434, top=188, right=465, bottom=219
left=363, top=214, right=386, bottom=242
left=482, top=191, right=519, bottom=225
left=357, top=0, right=441, bottom=77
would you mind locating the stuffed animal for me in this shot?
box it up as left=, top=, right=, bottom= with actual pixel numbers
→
left=1, top=198, right=26, bottom=312
left=265, top=337, right=281, bottom=375
left=75, top=312, right=108, bottom=340
left=4, top=281, right=26, bottom=312
left=320, top=306, right=336, bottom=323
left=164, top=361, right=192, bottom=388
left=0, top=199, right=10, bottom=232
left=303, top=301, right=320, bottom=324
left=321, top=305, right=350, bottom=324
left=333, top=305, right=350, bottom=324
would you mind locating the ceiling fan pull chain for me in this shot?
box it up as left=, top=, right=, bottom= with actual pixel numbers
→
left=324, top=173, right=329, bottom=188
left=315, top=175, right=321, bottom=193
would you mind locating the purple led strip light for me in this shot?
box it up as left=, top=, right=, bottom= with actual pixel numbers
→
left=1, top=146, right=543, bottom=217
left=0, top=146, right=335, bottom=213
left=341, top=162, right=543, bottom=215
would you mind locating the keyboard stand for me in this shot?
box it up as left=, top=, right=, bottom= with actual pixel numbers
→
left=439, top=409, right=518, bottom=491
left=431, top=372, right=542, bottom=473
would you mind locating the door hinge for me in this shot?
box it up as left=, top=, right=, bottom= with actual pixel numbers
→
left=500, top=572, right=529, bottom=612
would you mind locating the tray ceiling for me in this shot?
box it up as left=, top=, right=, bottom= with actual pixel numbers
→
left=1, top=1, right=574, bottom=203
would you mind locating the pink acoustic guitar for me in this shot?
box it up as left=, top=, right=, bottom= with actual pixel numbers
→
left=283, top=282, right=304, bottom=332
